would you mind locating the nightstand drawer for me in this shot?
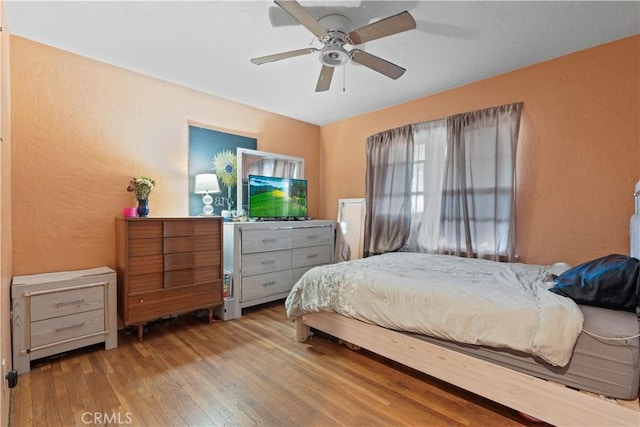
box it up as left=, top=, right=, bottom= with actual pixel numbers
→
left=242, top=250, right=291, bottom=276
left=30, top=285, right=104, bottom=322
left=241, top=270, right=292, bottom=302
left=292, top=245, right=332, bottom=268
left=31, top=309, right=105, bottom=349
left=241, top=228, right=292, bottom=253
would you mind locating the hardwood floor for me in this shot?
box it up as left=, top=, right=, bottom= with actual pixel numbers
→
left=9, top=301, right=540, bottom=426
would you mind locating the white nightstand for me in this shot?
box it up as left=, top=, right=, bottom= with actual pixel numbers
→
left=11, top=267, right=117, bottom=374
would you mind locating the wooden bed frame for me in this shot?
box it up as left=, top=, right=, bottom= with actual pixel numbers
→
left=295, top=311, right=639, bottom=426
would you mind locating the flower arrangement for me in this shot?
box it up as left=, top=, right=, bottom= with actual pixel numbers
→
left=127, top=176, right=155, bottom=200
left=212, top=150, right=237, bottom=210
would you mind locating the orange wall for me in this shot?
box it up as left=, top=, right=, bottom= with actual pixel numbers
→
left=320, top=35, right=640, bottom=266
left=9, top=34, right=640, bottom=274
left=10, top=37, right=321, bottom=276
left=0, top=1, right=12, bottom=423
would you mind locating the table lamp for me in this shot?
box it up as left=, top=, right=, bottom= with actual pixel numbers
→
left=194, top=173, right=221, bottom=216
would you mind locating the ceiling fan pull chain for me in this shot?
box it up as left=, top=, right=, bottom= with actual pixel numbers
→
left=343, top=65, right=346, bottom=92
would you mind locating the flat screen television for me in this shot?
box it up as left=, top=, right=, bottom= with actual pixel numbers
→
left=248, top=175, right=308, bottom=219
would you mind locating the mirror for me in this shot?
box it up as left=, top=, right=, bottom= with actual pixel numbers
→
left=335, top=198, right=366, bottom=262
left=236, top=148, right=305, bottom=214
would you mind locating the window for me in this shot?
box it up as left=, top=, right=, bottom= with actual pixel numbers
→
left=366, top=103, right=522, bottom=261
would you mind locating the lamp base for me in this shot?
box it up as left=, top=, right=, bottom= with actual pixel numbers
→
left=202, top=193, right=214, bottom=216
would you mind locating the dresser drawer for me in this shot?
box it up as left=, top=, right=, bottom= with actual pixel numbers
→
left=163, top=219, right=220, bottom=237
left=128, top=238, right=162, bottom=257
left=126, top=283, right=222, bottom=323
left=164, top=236, right=218, bottom=254
left=291, top=266, right=315, bottom=285
left=163, top=220, right=195, bottom=237
left=31, top=309, right=105, bottom=349
left=164, top=250, right=220, bottom=271
left=164, top=266, right=219, bottom=288
left=128, top=255, right=163, bottom=276
left=292, top=245, right=332, bottom=269
left=241, top=228, right=292, bottom=254
left=241, top=270, right=292, bottom=302
left=128, top=272, right=163, bottom=294
left=30, top=285, right=104, bottom=322
left=293, top=226, right=332, bottom=248
left=128, top=221, right=162, bottom=239
left=242, top=250, right=291, bottom=276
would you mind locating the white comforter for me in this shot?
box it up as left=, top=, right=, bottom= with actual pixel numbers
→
left=285, top=252, right=584, bottom=367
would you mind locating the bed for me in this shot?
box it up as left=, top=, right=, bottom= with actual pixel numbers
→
left=285, top=252, right=640, bottom=426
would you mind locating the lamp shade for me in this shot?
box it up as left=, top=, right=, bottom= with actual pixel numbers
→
left=194, top=173, right=221, bottom=194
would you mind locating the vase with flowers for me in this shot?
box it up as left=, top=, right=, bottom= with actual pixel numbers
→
left=127, top=176, right=155, bottom=217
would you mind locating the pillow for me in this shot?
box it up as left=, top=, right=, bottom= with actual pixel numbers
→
left=548, top=254, right=639, bottom=313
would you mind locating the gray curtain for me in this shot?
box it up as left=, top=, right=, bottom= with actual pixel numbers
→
left=364, top=125, right=414, bottom=256
left=247, top=159, right=298, bottom=178
left=440, top=102, right=522, bottom=261
left=365, top=102, right=521, bottom=260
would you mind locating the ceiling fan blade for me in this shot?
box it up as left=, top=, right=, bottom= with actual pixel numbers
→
left=346, top=11, right=416, bottom=45
left=274, top=0, right=328, bottom=40
left=251, top=47, right=318, bottom=65
left=315, top=65, right=334, bottom=92
left=350, top=49, right=406, bottom=80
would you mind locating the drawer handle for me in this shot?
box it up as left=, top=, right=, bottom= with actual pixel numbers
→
left=306, top=254, right=319, bottom=259
left=55, top=299, right=85, bottom=307
left=55, top=322, right=85, bottom=332
left=261, top=259, right=276, bottom=265
left=306, top=235, right=319, bottom=240
left=262, top=238, right=277, bottom=243
left=262, top=281, right=277, bottom=287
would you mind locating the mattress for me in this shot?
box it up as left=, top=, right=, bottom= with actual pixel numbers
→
left=286, top=252, right=584, bottom=366
left=413, top=305, right=640, bottom=400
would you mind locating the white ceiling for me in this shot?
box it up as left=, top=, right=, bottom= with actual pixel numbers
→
left=5, top=1, right=640, bottom=126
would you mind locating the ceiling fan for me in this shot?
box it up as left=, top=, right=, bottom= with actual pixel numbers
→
left=250, top=0, right=417, bottom=92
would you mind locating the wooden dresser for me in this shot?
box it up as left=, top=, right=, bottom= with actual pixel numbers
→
left=116, top=217, right=223, bottom=340
left=11, top=267, right=117, bottom=374
left=223, top=220, right=334, bottom=319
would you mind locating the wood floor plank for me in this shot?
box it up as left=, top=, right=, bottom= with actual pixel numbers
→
left=9, top=301, right=542, bottom=427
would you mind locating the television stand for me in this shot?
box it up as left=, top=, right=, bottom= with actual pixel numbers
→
left=222, top=220, right=334, bottom=319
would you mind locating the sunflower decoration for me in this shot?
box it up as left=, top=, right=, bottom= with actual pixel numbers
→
left=211, top=150, right=237, bottom=210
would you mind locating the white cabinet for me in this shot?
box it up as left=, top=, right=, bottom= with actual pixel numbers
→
left=222, top=220, right=334, bottom=319
left=11, top=267, right=117, bottom=374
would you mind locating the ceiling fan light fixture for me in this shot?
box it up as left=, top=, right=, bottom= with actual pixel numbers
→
left=320, top=45, right=350, bottom=67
